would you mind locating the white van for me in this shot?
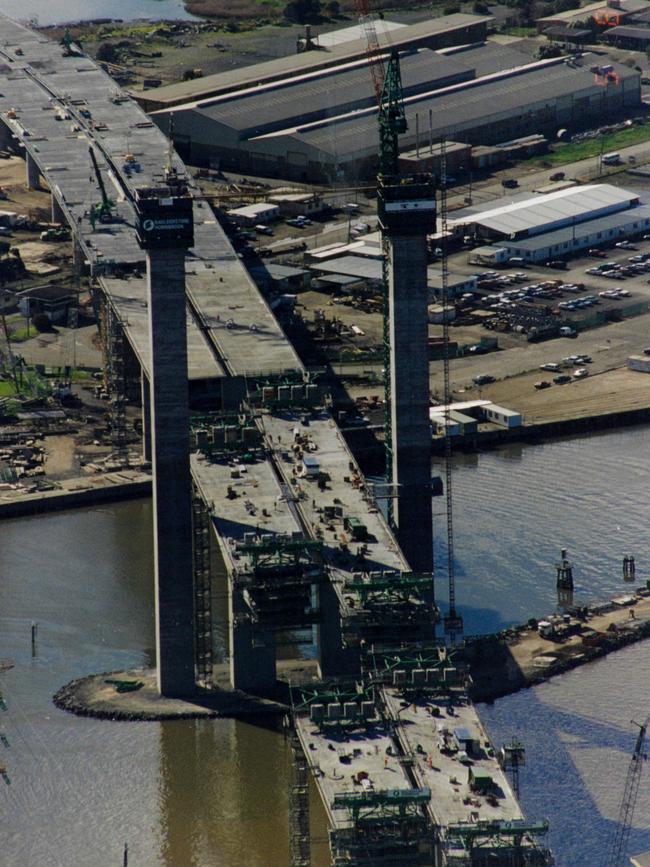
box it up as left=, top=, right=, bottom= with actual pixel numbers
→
left=255, top=224, right=273, bottom=235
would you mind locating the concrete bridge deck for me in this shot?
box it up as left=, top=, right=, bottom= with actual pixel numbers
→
left=0, top=13, right=300, bottom=383
left=0, top=15, right=531, bottom=863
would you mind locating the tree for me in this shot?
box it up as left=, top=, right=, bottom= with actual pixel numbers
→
left=96, top=42, right=119, bottom=64
left=326, top=0, right=340, bottom=16
left=284, top=0, right=321, bottom=21
left=443, top=2, right=461, bottom=13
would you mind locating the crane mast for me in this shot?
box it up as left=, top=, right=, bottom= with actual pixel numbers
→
left=605, top=717, right=649, bottom=867
left=88, top=146, right=116, bottom=229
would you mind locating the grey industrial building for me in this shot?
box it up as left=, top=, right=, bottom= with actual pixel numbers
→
left=501, top=206, right=650, bottom=261
left=450, top=183, right=650, bottom=261
left=150, top=38, right=640, bottom=182
left=451, top=184, right=640, bottom=239
left=604, top=24, right=650, bottom=48
left=137, top=14, right=492, bottom=112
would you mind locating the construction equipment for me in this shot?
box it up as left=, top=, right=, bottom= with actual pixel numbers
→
left=88, top=146, right=116, bottom=230
left=60, top=29, right=81, bottom=57
left=605, top=716, right=650, bottom=867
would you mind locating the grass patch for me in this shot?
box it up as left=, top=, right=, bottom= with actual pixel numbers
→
left=501, top=26, right=536, bottom=36
left=0, top=379, right=16, bottom=397
left=526, top=125, right=650, bottom=168
left=9, top=327, right=33, bottom=342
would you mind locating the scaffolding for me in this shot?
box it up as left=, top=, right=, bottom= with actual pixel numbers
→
left=192, top=489, right=213, bottom=689
left=190, top=410, right=263, bottom=458
left=234, top=533, right=324, bottom=628
left=443, top=819, right=553, bottom=867
left=340, top=570, right=436, bottom=647
left=330, top=787, right=432, bottom=866
left=289, top=728, right=311, bottom=867
left=98, top=297, right=129, bottom=465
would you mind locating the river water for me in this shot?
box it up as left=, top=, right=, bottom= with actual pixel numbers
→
left=0, top=0, right=198, bottom=27
left=2, top=427, right=650, bottom=865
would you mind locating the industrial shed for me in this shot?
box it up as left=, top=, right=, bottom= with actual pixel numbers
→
left=137, top=14, right=493, bottom=111
left=604, top=24, right=650, bottom=48
left=151, top=42, right=639, bottom=182
left=451, top=184, right=640, bottom=242
left=500, top=204, right=650, bottom=261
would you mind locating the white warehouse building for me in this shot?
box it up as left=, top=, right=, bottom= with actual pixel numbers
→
left=451, top=184, right=640, bottom=242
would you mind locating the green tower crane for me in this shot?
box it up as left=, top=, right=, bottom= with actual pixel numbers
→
left=88, top=146, right=116, bottom=230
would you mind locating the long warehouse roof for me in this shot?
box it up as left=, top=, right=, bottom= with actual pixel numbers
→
left=139, top=14, right=492, bottom=107
left=188, top=48, right=472, bottom=136
left=279, top=58, right=637, bottom=159
left=450, top=184, right=638, bottom=237
left=502, top=204, right=650, bottom=250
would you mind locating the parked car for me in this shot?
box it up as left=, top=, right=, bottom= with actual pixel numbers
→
left=540, top=362, right=561, bottom=371
left=573, top=368, right=589, bottom=379
left=553, top=374, right=572, bottom=384
left=472, top=374, right=495, bottom=385
left=550, top=172, right=565, bottom=181
left=534, top=380, right=551, bottom=390
left=501, top=178, right=519, bottom=188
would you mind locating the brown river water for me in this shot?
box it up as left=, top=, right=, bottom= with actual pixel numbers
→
left=3, top=426, right=650, bottom=864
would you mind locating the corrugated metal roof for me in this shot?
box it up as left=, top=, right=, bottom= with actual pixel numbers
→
left=293, top=60, right=637, bottom=158
left=141, top=14, right=491, bottom=106
left=192, top=49, right=471, bottom=136
left=501, top=204, right=650, bottom=250
left=453, top=184, right=638, bottom=237
left=606, top=24, right=650, bottom=39
left=310, top=255, right=382, bottom=280
left=317, top=20, right=405, bottom=48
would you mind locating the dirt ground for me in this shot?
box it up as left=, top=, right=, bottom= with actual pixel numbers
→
left=481, top=366, right=650, bottom=424
left=43, top=8, right=434, bottom=90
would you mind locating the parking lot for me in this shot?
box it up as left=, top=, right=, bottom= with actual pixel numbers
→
left=423, top=234, right=650, bottom=419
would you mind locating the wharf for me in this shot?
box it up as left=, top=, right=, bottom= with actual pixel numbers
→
left=466, top=587, right=650, bottom=702
left=0, top=469, right=151, bottom=517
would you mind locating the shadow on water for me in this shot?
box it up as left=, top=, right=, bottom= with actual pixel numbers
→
left=479, top=679, right=650, bottom=866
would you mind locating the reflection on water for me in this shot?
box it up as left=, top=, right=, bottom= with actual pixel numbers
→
left=2, top=426, right=650, bottom=864
left=436, top=428, right=650, bottom=634
left=0, top=503, right=313, bottom=867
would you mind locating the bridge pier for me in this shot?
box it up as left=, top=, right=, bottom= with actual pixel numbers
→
left=317, top=580, right=360, bottom=679
left=51, top=193, right=65, bottom=224
left=25, top=151, right=39, bottom=190
left=146, top=242, right=196, bottom=697
left=0, top=121, right=13, bottom=150
left=140, top=371, right=151, bottom=463
left=229, top=582, right=277, bottom=692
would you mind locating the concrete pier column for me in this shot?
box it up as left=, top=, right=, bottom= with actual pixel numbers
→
left=51, top=194, right=65, bottom=224
left=0, top=121, right=13, bottom=150
left=388, top=232, right=433, bottom=574
left=146, top=244, right=195, bottom=697
left=72, top=240, right=84, bottom=273
left=25, top=151, right=39, bottom=190
left=229, top=581, right=276, bottom=692
left=316, top=580, right=360, bottom=679
left=140, top=371, right=152, bottom=463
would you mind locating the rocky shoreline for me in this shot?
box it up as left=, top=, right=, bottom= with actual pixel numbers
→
left=53, top=668, right=287, bottom=721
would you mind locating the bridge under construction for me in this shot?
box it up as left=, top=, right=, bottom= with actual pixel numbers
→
left=0, top=14, right=553, bottom=865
